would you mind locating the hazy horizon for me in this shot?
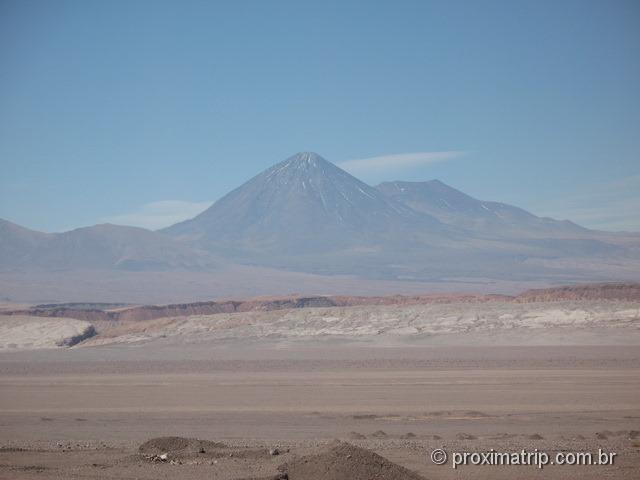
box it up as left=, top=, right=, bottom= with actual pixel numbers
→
left=1, top=0, right=639, bottom=233
left=4, top=152, right=634, bottom=235
left=2, top=150, right=640, bottom=235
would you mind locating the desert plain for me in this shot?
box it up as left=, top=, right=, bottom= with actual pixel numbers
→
left=0, top=288, right=639, bottom=479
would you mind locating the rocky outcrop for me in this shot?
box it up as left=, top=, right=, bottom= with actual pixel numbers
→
left=4, top=297, right=341, bottom=324
left=515, top=283, right=640, bottom=302
left=5, top=283, right=638, bottom=328
left=0, top=316, right=96, bottom=350
left=56, top=325, right=97, bottom=347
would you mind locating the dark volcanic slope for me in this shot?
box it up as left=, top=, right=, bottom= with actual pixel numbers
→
left=163, top=152, right=452, bottom=255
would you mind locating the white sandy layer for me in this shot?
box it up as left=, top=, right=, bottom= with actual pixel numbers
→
left=0, top=315, right=94, bottom=350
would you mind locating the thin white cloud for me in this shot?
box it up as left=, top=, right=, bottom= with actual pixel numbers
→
left=101, top=200, right=212, bottom=230
left=338, top=151, right=465, bottom=175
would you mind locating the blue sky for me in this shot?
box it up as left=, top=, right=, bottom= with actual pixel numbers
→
left=1, top=0, right=639, bottom=232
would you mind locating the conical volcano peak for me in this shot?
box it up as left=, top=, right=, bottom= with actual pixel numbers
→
left=263, top=151, right=346, bottom=184
left=279, top=151, right=330, bottom=171
left=292, top=151, right=323, bottom=162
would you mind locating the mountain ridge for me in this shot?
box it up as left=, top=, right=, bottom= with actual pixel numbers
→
left=0, top=219, right=217, bottom=271
left=1, top=151, right=639, bottom=294
left=376, top=179, right=588, bottom=237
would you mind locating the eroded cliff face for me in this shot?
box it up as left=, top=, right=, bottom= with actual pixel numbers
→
left=514, top=283, right=640, bottom=302
left=3, top=297, right=339, bottom=324
left=3, top=283, right=638, bottom=328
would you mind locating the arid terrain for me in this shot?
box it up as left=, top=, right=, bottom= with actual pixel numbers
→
left=0, top=284, right=639, bottom=479
left=4, top=0, right=639, bottom=477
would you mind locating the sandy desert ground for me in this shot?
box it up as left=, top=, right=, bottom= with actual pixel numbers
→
left=0, top=299, right=639, bottom=479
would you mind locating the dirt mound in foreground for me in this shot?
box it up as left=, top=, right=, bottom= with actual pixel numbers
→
left=138, top=436, right=226, bottom=455
left=280, top=441, right=426, bottom=480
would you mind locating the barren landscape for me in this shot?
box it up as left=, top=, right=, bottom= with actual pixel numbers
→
left=1, top=285, right=639, bottom=479
left=3, top=2, right=639, bottom=477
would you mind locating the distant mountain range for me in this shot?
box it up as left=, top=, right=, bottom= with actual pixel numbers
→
left=0, top=219, right=216, bottom=271
left=1, top=152, right=639, bottom=302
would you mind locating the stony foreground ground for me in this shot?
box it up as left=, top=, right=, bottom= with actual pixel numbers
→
left=0, top=344, right=639, bottom=479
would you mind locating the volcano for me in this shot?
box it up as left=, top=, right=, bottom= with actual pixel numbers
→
left=164, top=152, right=453, bottom=256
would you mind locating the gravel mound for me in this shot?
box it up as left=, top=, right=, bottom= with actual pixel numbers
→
left=280, top=441, right=425, bottom=480
left=138, top=436, right=226, bottom=455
